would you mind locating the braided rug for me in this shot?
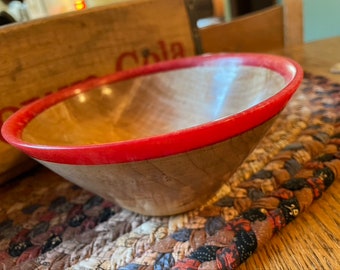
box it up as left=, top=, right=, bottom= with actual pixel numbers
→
left=0, top=73, right=339, bottom=269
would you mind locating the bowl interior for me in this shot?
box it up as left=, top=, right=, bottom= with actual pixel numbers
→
left=22, top=64, right=285, bottom=146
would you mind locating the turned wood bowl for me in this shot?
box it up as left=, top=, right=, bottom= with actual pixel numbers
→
left=1, top=53, right=303, bottom=216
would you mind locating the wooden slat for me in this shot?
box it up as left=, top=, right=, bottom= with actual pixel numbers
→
left=282, top=0, right=304, bottom=47
left=212, top=0, right=225, bottom=18
left=199, top=5, right=285, bottom=53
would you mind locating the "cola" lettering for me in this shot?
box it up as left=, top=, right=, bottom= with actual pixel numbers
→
left=115, top=40, right=185, bottom=71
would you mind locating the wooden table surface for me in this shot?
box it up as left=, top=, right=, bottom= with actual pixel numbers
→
left=239, top=37, right=340, bottom=270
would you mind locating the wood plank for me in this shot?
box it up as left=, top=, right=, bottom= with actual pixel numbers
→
left=199, top=5, right=284, bottom=53
left=282, top=0, right=304, bottom=47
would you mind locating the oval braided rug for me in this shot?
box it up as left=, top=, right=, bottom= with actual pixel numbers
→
left=0, top=73, right=339, bottom=269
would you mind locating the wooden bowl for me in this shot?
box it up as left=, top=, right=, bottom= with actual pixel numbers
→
left=1, top=53, right=303, bottom=216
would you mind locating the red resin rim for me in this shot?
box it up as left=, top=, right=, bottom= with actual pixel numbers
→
left=1, top=53, right=303, bottom=165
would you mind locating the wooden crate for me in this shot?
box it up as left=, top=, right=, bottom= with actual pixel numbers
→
left=0, top=0, right=196, bottom=183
